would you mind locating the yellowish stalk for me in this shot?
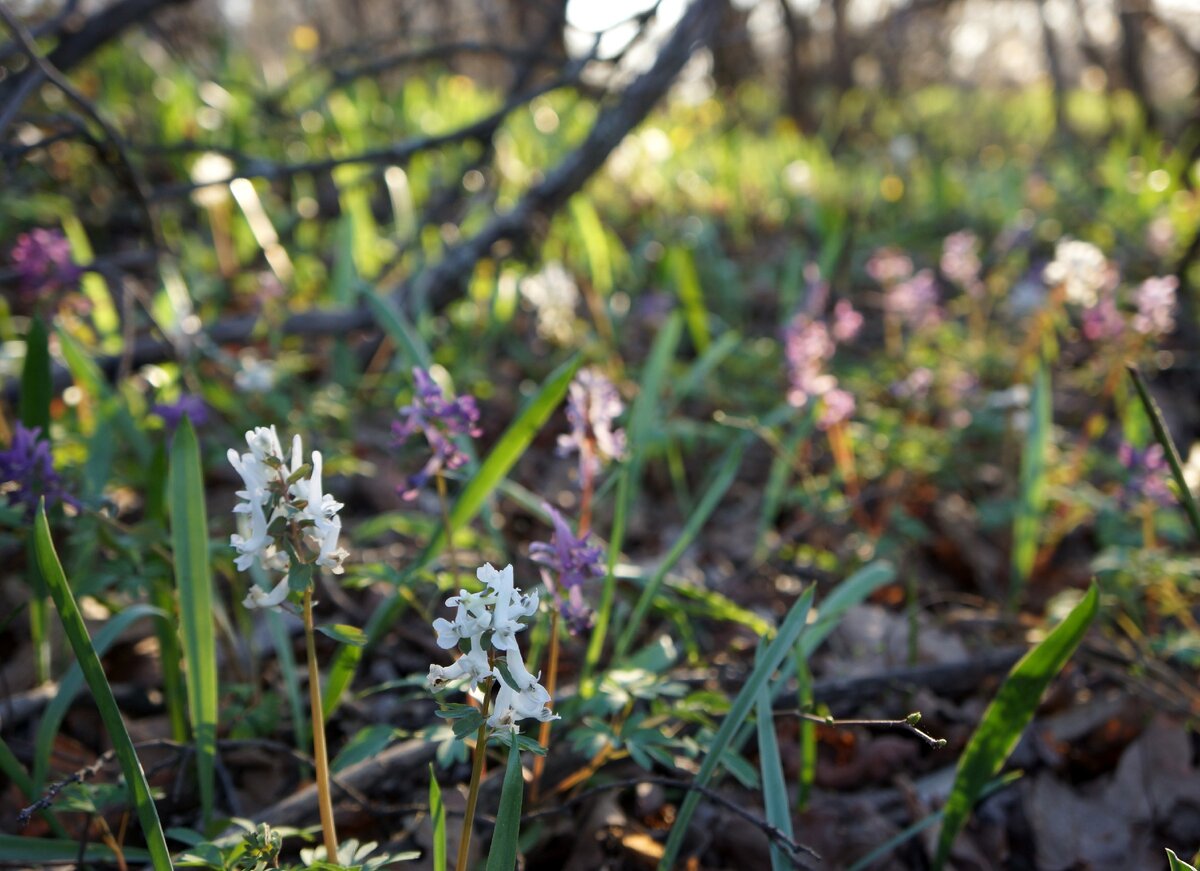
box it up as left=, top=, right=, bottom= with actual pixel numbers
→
left=456, top=679, right=493, bottom=871
left=303, top=587, right=339, bottom=860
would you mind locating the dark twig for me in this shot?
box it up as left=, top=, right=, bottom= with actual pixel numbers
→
left=520, top=774, right=821, bottom=868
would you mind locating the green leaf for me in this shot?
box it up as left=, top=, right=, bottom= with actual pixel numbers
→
left=659, top=586, right=816, bottom=871
left=33, top=503, right=174, bottom=870
left=485, top=730, right=524, bottom=871
left=429, top=764, right=447, bottom=871
left=666, top=245, right=710, bottom=353
left=1127, top=365, right=1200, bottom=542
left=756, top=672, right=793, bottom=871
left=933, top=584, right=1099, bottom=869
left=317, top=623, right=367, bottom=647
left=170, top=417, right=218, bottom=826
left=329, top=356, right=582, bottom=708
left=34, top=604, right=167, bottom=791
left=1167, top=848, right=1200, bottom=871
left=331, top=725, right=397, bottom=773
left=19, top=316, right=51, bottom=433
left=614, top=440, right=746, bottom=661
left=0, top=834, right=152, bottom=865
left=1010, top=363, right=1051, bottom=604
left=584, top=314, right=683, bottom=687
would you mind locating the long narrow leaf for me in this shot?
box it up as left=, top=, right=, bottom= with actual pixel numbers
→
left=933, top=584, right=1098, bottom=868
left=1127, top=365, right=1200, bottom=541
left=169, top=417, right=218, bottom=825
left=33, top=604, right=167, bottom=791
left=756, top=676, right=793, bottom=871
left=614, top=440, right=746, bottom=661
left=429, top=764, right=447, bottom=871
left=1010, top=363, right=1050, bottom=604
left=485, top=731, right=524, bottom=871
left=659, top=585, right=815, bottom=871
left=1167, top=849, right=1200, bottom=871
left=0, top=834, right=152, bottom=865
left=19, top=316, right=51, bottom=433
left=34, top=503, right=174, bottom=870
left=583, top=314, right=683, bottom=687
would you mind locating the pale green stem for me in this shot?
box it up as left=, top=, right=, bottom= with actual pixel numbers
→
left=303, top=587, right=339, bottom=860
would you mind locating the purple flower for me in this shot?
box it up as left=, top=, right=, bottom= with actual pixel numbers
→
left=392, top=368, right=482, bottom=500
left=1131, top=276, right=1177, bottom=337
left=0, top=424, right=78, bottom=518
left=886, top=269, right=941, bottom=329
left=529, top=503, right=604, bottom=634
left=891, top=367, right=934, bottom=401
left=151, top=395, right=210, bottom=433
left=831, top=300, right=863, bottom=343
left=819, top=388, right=856, bottom=429
left=9, top=229, right=80, bottom=300
left=557, top=368, right=626, bottom=483
left=784, top=316, right=835, bottom=406
left=1118, top=442, right=1173, bottom=507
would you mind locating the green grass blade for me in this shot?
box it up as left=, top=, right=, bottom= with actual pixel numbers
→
left=20, top=317, right=52, bottom=683
left=19, top=316, right=51, bottom=433
left=169, top=417, right=218, bottom=825
left=0, top=834, right=152, bottom=865
left=1127, top=365, right=1200, bottom=541
left=846, top=773, right=1020, bottom=871
left=659, top=585, right=815, bottom=871
left=756, top=675, right=793, bottom=871
left=1010, top=362, right=1051, bottom=605
left=359, top=285, right=433, bottom=369
left=485, top=731, right=524, bottom=871
left=328, top=356, right=581, bottom=705
left=666, top=246, right=710, bottom=353
left=429, top=763, right=447, bottom=871
left=1167, top=848, right=1200, bottom=871
left=613, top=440, right=746, bottom=661
left=793, top=651, right=815, bottom=813
left=33, top=503, right=174, bottom=870
left=583, top=314, right=683, bottom=688
left=33, top=604, right=167, bottom=791
left=933, top=584, right=1098, bottom=869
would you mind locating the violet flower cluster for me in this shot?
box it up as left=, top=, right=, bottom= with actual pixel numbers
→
left=530, top=503, right=605, bottom=634
left=1117, top=442, right=1174, bottom=508
left=557, top=367, right=626, bottom=482
left=9, top=229, right=80, bottom=301
left=783, top=299, right=862, bottom=430
left=392, top=368, right=482, bottom=500
left=0, top=424, right=78, bottom=518
left=151, top=395, right=210, bottom=433
left=228, top=426, right=349, bottom=610
left=940, top=230, right=984, bottom=298
left=868, top=247, right=942, bottom=330
left=428, top=563, right=558, bottom=733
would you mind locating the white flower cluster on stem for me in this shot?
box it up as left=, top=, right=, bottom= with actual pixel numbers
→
left=428, top=563, right=559, bottom=732
left=228, top=426, right=349, bottom=610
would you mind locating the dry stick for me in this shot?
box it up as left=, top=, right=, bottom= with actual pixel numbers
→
left=783, top=712, right=947, bottom=749
left=302, top=587, right=340, bottom=860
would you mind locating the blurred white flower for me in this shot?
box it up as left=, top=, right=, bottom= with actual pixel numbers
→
left=1044, top=239, right=1111, bottom=307
left=234, top=354, right=277, bottom=393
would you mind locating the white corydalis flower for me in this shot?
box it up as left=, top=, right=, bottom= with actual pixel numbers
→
left=428, top=563, right=557, bottom=733
left=229, top=427, right=350, bottom=611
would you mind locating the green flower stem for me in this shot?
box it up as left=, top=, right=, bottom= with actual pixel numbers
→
left=456, top=678, right=493, bottom=871
left=303, top=587, right=339, bottom=860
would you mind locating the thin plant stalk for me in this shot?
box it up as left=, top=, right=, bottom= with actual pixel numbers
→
left=456, top=678, right=493, bottom=871
left=435, top=471, right=461, bottom=588
left=532, top=452, right=594, bottom=799
left=303, top=587, right=339, bottom=860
